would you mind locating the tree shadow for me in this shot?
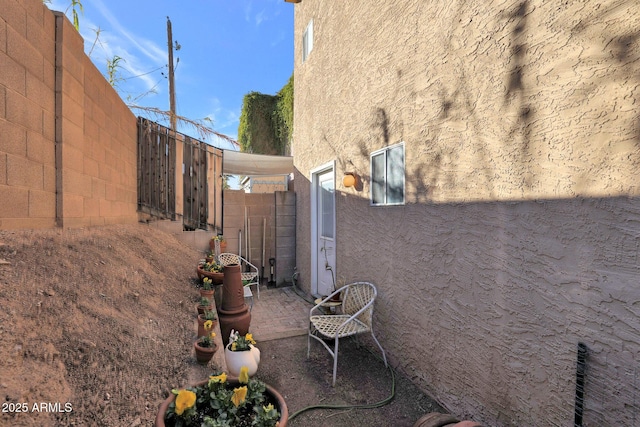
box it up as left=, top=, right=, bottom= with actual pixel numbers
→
left=503, top=1, right=536, bottom=188
left=572, top=2, right=640, bottom=145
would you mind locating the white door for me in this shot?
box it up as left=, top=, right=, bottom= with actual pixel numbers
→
left=311, top=165, right=336, bottom=296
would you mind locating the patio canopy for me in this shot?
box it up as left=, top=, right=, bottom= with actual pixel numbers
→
left=222, top=151, right=294, bottom=176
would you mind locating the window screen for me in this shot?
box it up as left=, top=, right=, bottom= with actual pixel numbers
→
left=371, top=143, right=405, bottom=205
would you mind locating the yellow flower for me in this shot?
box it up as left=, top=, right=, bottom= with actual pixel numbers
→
left=175, top=389, right=196, bottom=415
left=231, top=342, right=237, bottom=351
left=263, top=403, right=275, bottom=412
left=231, top=386, right=247, bottom=407
left=209, top=373, right=227, bottom=383
left=238, top=366, right=249, bottom=384
left=245, top=333, right=256, bottom=344
left=204, top=320, right=213, bottom=330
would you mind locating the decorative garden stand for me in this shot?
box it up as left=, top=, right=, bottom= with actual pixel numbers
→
left=217, top=263, right=251, bottom=345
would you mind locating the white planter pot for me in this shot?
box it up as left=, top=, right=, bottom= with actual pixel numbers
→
left=224, top=344, right=261, bottom=377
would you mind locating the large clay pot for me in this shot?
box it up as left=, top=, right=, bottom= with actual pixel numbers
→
left=413, top=413, right=457, bottom=427
left=413, top=413, right=487, bottom=427
left=224, top=343, right=261, bottom=377
left=218, top=263, right=251, bottom=345
left=154, top=378, right=288, bottom=427
left=196, top=265, right=224, bottom=285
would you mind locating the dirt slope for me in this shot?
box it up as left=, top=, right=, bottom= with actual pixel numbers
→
left=0, top=224, right=203, bottom=427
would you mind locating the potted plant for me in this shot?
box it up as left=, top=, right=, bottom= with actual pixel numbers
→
left=197, top=308, right=218, bottom=338
left=225, top=329, right=260, bottom=377
left=209, top=234, right=226, bottom=253
left=200, top=277, right=215, bottom=300
left=193, top=322, right=217, bottom=365
left=156, top=368, right=287, bottom=427
left=196, top=260, right=224, bottom=284
left=197, top=297, right=212, bottom=315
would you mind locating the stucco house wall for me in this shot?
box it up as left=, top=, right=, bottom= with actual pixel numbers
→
left=291, top=1, right=640, bottom=425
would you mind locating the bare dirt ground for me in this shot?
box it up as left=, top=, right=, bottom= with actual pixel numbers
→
left=0, top=223, right=445, bottom=427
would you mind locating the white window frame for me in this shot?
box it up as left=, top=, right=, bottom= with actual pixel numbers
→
left=370, top=142, right=405, bottom=206
left=303, top=19, right=313, bottom=62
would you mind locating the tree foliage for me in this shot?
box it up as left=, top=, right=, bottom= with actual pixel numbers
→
left=238, top=73, right=293, bottom=155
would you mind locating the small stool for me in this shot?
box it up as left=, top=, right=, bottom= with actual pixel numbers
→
left=313, top=298, right=341, bottom=315
left=244, top=286, right=254, bottom=311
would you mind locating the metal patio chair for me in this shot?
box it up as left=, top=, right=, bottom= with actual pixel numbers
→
left=218, top=252, right=260, bottom=309
left=308, top=281, right=387, bottom=386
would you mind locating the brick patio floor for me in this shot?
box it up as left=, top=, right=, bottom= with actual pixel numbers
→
left=248, top=284, right=314, bottom=342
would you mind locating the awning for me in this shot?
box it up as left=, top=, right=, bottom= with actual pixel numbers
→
left=223, top=151, right=294, bottom=176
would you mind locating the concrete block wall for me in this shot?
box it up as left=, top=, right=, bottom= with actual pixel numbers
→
left=0, top=0, right=138, bottom=229
left=274, top=190, right=295, bottom=285
left=291, top=1, right=640, bottom=425
left=223, top=190, right=295, bottom=285
left=54, top=12, right=137, bottom=228
left=0, top=0, right=57, bottom=229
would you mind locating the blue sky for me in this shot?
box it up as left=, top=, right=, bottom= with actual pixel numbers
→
left=47, top=0, right=295, bottom=152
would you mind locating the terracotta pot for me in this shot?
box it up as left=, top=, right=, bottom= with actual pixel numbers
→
left=193, top=340, right=217, bottom=365
left=196, top=304, right=213, bottom=316
left=199, top=288, right=214, bottom=300
left=154, top=378, right=288, bottom=427
left=224, top=343, right=261, bottom=377
left=209, top=239, right=227, bottom=252
left=196, top=265, right=224, bottom=285
left=197, top=314, right=218, bottom=338
left=413, top=413, right=459, bottom=427
left=329, top=292, right=342, bottom=303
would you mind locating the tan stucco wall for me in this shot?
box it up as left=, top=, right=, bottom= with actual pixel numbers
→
left=0, top=0, right=138, bottom=229
left=292, top=1, right=640, bottom=425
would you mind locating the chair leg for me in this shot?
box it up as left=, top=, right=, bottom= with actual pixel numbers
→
left=332, top=337, right=340, bottom=386
left=371, top=331, right=387, bottom=367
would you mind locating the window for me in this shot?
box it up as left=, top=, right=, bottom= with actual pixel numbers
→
left=371, top=142, right=405, bottom=205
left=320, top=176, right=334, bottom=239
left=303, top=19, right=313, bottom=62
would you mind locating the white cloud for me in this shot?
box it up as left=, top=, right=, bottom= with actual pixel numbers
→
left=205, top=98, right=240, bottom=135
left=49, top=0, right=168, bottom=97
left=255, top=10, right=267, bottom=26
left=91, top=0, right=165, bottom=63
left=243, top=2, right=253, bottom=23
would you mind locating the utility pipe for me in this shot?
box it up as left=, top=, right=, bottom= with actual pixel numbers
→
left=262, top=217, right=266, bottom=280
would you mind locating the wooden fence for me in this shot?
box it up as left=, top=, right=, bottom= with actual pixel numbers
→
left=137, top=118, right=222, bottom=231
left=137, top=118, right=177, bottom=220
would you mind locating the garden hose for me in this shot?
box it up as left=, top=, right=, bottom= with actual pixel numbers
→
left=288, top=346, right=396, bottom=421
